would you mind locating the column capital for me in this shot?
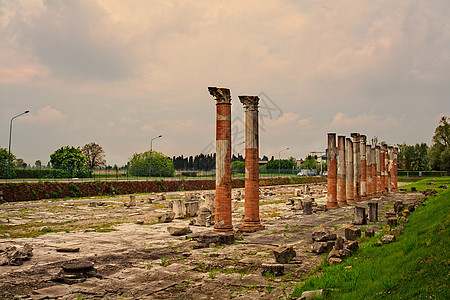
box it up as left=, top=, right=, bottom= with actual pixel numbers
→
left=382, top=143, right=388, bottom=150
left=350, top=132, right=360, bottom=139
left=239, top=96, right=259, bottom=111
left=359, top=135, right=367, bottom=143
left=208, top=87, right=231, bottom=104
left=375, top=145, right=381, bottom=150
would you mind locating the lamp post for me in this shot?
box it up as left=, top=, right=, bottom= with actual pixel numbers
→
left=7, top=111, right=29, bottom=182
left=149, top=134, right=162, bottom=178
left=278, top=147, right=289, bottom=175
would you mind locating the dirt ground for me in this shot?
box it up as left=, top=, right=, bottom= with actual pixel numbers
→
left=0, top=183, right=420, bottom=299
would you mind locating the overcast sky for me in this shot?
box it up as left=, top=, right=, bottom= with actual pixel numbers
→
left=1, top=0, right=449, bottom=166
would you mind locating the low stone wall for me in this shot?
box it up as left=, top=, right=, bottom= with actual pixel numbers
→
left=0, top=177, right=326, bottom=202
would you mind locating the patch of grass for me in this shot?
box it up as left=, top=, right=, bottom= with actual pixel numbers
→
left=292, top=178, right=450, bottom=299
left=209, top=268, right=218, bottom=279
left=160, top=256, right=169, bottom=267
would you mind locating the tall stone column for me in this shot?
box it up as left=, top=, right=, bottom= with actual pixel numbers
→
left=351, top=133, right=361, bottom=202
left=337, top=135, right=347, bottom=207
left=327, top=133, right=338, bottom=209
left=388, top=146, right=394, bottom=192
left=375, top=146, right=381, bottom=196
left=366, top=145, right=373, bottom=198
left=372, top=147, right=378, bottom=197
left=393, top=147, right=398, bottom=191
left=360, top=135, right=367, bottom=200
left=380, top=145, right=386, bottom=194
left=346, top=138, right=355, bottom=204
left=209, top=87, right=234, bottom=233
left=238, top=96, right=264, bottom=232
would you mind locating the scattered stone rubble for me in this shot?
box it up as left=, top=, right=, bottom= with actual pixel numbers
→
left=0, top=244, right=33, bottom=266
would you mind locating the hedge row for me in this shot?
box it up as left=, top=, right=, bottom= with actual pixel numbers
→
left=0, top=176, right=326, bottom=202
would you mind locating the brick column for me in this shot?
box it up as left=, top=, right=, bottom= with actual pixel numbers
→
left=393, top=147, right=398, bottom=191
left=238, top=96, right=264, bottom=232
left=346, top=138, right=355, bottom=204
left=360, top=135, right=367, bottom=200
left=375, top=146, right=381, bottom=196
left=337, top=135, right=347, bottom=207
left=209, top=87, right=234, bottom=233
left=327, top=133, right=338, bottom=209
left=366, top=145, right=373, bottom=198
left=351, top=133, right=361, bottom=202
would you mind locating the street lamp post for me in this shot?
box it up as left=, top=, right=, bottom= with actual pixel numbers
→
left=278, top=147, right=289, bottom=175
left=149, top=134, right=162, bottom=178
left=7, top=111, right=29, bottom=182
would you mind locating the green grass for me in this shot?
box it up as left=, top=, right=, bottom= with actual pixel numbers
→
left=292, top=177, right=450, bottom=299
left=400, top=177, right=449, bottom=192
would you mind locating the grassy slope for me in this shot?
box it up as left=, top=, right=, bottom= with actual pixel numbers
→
left=292, top=177, right=450, bottom=299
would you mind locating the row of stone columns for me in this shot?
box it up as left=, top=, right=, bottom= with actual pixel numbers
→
left=209, top=87, right=264, bottom=233
left=326, top=133, right=398, bottom=209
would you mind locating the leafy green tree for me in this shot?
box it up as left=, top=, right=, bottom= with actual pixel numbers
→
left=0, top=147, right=16, bottom=178
left=129, top=150, right=174, bottom=177
left=50, top=146, right=90, bottom=177
left=231, top=161, right=245, bottom=173
left=398, top=142, right=429, bottom=171
left=265, top=158, right=296, bottom=170
left=301, top=155, right=320, bottom=170
left=427, top=116, right=450, bottom=171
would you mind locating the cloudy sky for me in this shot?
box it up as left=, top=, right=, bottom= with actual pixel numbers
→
left=1, top=0, right=449, bottom=166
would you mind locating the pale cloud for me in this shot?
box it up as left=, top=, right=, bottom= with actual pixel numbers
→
left=0, top=0, right=449, bottom=165
left=23, top=106, right=66, bottom=124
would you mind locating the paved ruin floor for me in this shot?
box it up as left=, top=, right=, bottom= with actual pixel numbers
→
left=0, top=183, right=420, bottom=299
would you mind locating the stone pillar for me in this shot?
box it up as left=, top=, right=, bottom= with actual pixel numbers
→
left=368, top=201, right=378, bottom=222
left=327, top=133, right=338, bottom=209
left=209, top=87, right=234, bottom=233
left=375, top=146, right=381, bottom=196
left=351, top=133, right=361, bottom=202
left=346, top=138, right=354, bottom=204
left=382, top=144, right=388, bottom=194
left=366, top=145, right=373, bottom=198
left=371, top=147, right=377, bottom=197
left=380, top=146, right=385, bottom=193
left=393, top=147, right=398, bottom=191
left=238, top=96, right=264, bottom=232
left=303, top=200, right=313, bottom=215
left=354, top=205, right=367, bottom=225
left=337, top=135, right=347, bottom=207
left=388, top=146, right=394, bottom=192
left=360, top=135, right=367, bottom=200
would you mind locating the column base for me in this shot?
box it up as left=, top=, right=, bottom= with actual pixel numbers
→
left=346, top=199, right=356, bottom=205
left=238, top=221, right=265, bottom=233
left=337, top=201, right=348, bottom=207
left=326, top=202, right=339, bottom=209
left=213, top=225, right=235, bottom=234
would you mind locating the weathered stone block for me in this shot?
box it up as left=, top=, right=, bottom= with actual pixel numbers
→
left=344, top=241, right=359, bottom=252
left=190, top=232, right=235, bottom=245
left=129, top=195, right=136, bottom=206
left=354, top=206, right=367, bottom=225
left=172, top=199, right=186, bottom=218
left=311, top=242, right=330, bottom=254
left=394, top=200, right=404, bottom=214
left=381, top=235, right=396, bottom=244
left=158, top=212, right=175, bottom=223
left=368, top=202, right=378, bottom=222
left=300, top=289, right=324, bottom=299
left=185, top=201, right=199, bottom=217
left=344, top=226, right=361, bottom=241
left=387, top=217, right=397, bottom=228
left=273, top=245, right=296, bottom=264
left=167, top=226, right=192, bottom=236
left=303, top=200, right=313, bottom=215
left=365, top=228, right=375, bottom=237
left=294, top=188, right=302, bottom=197
left=334, top=236, right=344, bottom=250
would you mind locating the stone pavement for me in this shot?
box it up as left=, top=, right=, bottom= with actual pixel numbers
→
left=0, top=183, right=420, bottom=299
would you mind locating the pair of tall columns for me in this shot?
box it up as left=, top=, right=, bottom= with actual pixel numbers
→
left=209, top=87, right=263, bottom=233
left=327, top=132, right=398, bottom=209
